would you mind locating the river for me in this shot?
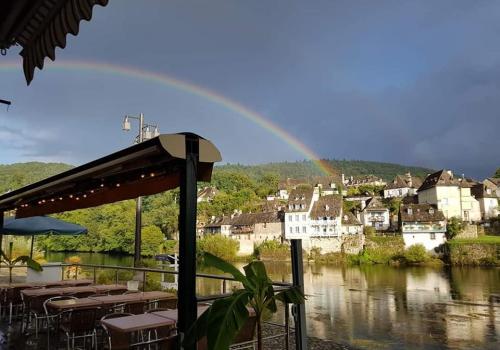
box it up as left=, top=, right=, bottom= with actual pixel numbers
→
left=45, top=252, right=500, bottom=350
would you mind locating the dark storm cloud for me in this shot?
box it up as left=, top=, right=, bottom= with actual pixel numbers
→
left=1, top=0, right=499, bottom=178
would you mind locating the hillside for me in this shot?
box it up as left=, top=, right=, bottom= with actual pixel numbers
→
left=0, top=162, right=73, bottom=194
left=216, top=159, right=435, bottom=182
left=0, top=160, right=435, bottom=194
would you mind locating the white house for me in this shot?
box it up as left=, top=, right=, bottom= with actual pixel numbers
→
left=384, top=172, right=422, bottom=198
left=309, top=195, right=343, bottom=237
left=484, top=178, right=500, bottom=198
left=418, top=170, right=481, bottom=222
left=471, top=182, right=499, bottom=220
left=342, top=174, right=386, bottom=188
left=359, top=197, right=390, bottom=231
left=204, top=215, right=233, bottom=236
left=284, top=186, right=317, bottom=239
left=341, top=212, right=363, bottom=235
left=400, top=203, right=446, bottom=250
left=197, top=186, right=217, bottom=203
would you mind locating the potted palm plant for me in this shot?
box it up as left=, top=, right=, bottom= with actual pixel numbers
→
left=0, top=242, right=42, bottom=283
left=186, top=253, right=305, bottom=350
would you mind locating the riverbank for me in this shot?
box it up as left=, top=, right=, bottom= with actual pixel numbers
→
left=445, top=235, right=500, bottom=266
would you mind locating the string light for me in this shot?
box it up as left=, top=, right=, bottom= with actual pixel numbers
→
left=90, top=190, right=95, bottom=194
left=51, top=198, right=55, bottom=202
left=100, top=183, right=104, bottom=188
left=150, top=172, right=155, bottom=177
left=83, top=194, right=87, bottom=198
left=116, top=183, right=121, bottom=187
left=76, top=197, right=80, bottom=201
left=141, top=174, right=145, bottom=178
left=69, top=195, right=73, bottom=198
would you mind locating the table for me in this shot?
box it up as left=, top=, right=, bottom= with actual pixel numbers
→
left=46, top=297, right=103, bottom=311
left=88, top=291, right=175, bottom=305
left=21, top=284, right=128, bottom=299
left=101, top=313, right=175, bottom=333
left=152, top=305, right=210, bottom=322
left=0, top=279, right=93, bottom=290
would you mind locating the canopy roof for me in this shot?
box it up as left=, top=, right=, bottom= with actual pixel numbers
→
left=0, top=0, right=109, bottom=84
left=0, top=133, right=221, bottom=218
left=1, top=216, right=87, bottom=236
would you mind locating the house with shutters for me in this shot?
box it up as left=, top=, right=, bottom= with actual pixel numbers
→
left=417, top=170, right=481, bottom=222
left=342, top=212, right=363, bottom=235
left=309, top=195, right=343, bottom=237
left=230, top=211, right=284, bottom=255
left=204, top=215, right=233, bottom=236
left=359, top=197, right=390, bottom=230
left=471, top=182, right=499, bottom=220
left=400, top=203, right=446, bottom=250
left=384, top=172, right=422, bottom=198
left=283, top=186, right=317, bottom=239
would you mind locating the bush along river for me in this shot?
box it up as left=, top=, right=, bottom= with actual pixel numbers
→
left=45, top=252, right=500, bottom=350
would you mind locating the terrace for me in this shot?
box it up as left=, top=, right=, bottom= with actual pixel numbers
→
left=0, top=134, right=307, bottom=349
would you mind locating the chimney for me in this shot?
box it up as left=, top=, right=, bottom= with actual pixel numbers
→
left=406, top=172, right=412, bottom=187
left=446, top=170, right=453, bottom=178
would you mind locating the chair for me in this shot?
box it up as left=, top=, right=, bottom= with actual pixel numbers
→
left=43, top=295, right=77, bottom=348
left=122, top=290, right=140, bottom=295
left=124, top=301, right=146, bottom=315
left=5, top=287, right=25, bottom=324
left=100, top=312, right=134, bottom=350
left=145, top=298, right=177, bottom=311
left=59, top=307, right=98, bottom=349
left=73, top=290, right=97, bottom=298
left=130, top=333, right=178, bottom=350
left=22, top=291, right=61, bottom=334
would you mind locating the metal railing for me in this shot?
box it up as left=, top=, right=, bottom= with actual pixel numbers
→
left=0, top=261, right=296, bottom=349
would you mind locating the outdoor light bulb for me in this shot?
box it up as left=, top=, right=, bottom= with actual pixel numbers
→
left=116, top=183, right=120, bottom=187
left=69, top=195, right=73, bottom=198
left=150, top=172, right=155, bottom=177
left=90, top=190, right=94, bottom=193
left=59, top=197, right=63, bottom=200
left=76, top=197, right=80, bottom=200
left=83, top=194, right=87, bottom=198
left=51, top=198, right=55, bottom=202
left=153, top=126, right=160, bottom=137
left=141, top=174, right=145, bottom=178
left=122, top=116, right=131, bottom=131
left=100, top=183, right=104, bottom=188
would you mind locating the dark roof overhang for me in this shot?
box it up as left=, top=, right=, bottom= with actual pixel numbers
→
left=0, top=0, right=109, bottom=84
left=0, top=133, right=221, bottom=218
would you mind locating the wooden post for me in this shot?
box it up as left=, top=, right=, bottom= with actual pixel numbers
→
left=0, top=212, right=3, bottom=255
left=178, top=136, right=199, bottom=350
left=291, top=239, right=307, bottom=350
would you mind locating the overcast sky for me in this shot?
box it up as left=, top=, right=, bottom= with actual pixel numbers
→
left=1, top=0, right=499, bottom=179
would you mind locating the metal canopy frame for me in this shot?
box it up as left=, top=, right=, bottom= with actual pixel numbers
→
left=0, top=132, right=221, bottom=349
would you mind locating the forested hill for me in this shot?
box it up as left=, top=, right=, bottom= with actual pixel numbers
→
left=0, top=162, right=73, bottom=193
left=0, top=160, right=435, bottom=194
left=216, top=160, right=435, bottom=182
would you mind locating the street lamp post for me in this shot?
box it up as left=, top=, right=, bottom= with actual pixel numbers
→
left=122, top=113, right=160, bottom=266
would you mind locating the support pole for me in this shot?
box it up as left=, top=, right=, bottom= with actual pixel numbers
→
left=134, top=196, right=142, bottom=266
left=178, top=137, right=199, bottom=350
left=0, top=212, right=3, bottom=255
left=30, top=235, right=35, bottom=259
left=291, top=239, right=307, bottom=350
left=133, top=113, right=145, bottom=267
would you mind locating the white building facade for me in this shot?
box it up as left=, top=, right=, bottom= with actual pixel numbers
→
left=400, top=204, right=447, bottom=250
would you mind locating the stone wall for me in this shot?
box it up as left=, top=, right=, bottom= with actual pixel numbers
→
left=455, top=223, right=478, bottom=239
left=303, top=235, right=365, bottom=254
left=342, top=235, right=365, bottom=254
left=447, top=243, right=499, bottom=266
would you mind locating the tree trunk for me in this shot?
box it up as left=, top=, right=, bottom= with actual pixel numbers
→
left=257, top=319, right=262, bottom=350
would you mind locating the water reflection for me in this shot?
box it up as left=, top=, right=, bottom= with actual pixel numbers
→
left=46, top=252, right=499, bottom=349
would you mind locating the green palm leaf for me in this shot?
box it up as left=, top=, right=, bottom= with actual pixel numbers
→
left=12, top=255, right=43, bottom=271
left=204, top=252, right=252, bottom=289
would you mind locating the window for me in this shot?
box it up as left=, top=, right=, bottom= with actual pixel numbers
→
left=302, top=226, right=306, bottom=233
left=430, top=233, right=436, bottom=240
left=407, top=208, right=412, bottom=215
left=441, top=198, right=448, bottom=205
left=295, top=226, right=300, bottom=233
left=289, top=227, right=293, bottom=234
left=323, top=228, right=327, bottom=233
left=429, top=208, right=434, bottom=214
left=302, top=214, right=306, bottom=221
left=295, top=214, right=299, bottom=221
left=288, top=215, right=292, bottom=222
left=295, top=204, right=300, bottom=210
left=300, top=204, right=305, bottom=209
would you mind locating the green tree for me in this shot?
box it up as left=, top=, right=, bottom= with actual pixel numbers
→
left=446, top=217, right=463, bottom=239
left=187, top=253, right=305, bottom=350
left=140, top=225, right=165, bottom=256
left=494, top=168, right=500, bottom=178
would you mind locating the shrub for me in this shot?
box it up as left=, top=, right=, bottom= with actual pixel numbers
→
left=254, top=240, right=290, bottom=261
left=404, top=244, right=429, bottom=264
left=197, top=234, right=239, bottom=261
left=364, top=226, right=376, bottom=237
left=446, top=217, right=464, bottom=239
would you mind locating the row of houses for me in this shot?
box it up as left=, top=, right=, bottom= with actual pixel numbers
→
left=199, top=169, right=499, bottom=255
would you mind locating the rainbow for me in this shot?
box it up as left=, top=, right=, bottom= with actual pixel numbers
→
left=0, top=59, right=336, bottom=176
